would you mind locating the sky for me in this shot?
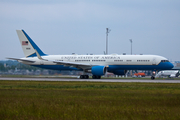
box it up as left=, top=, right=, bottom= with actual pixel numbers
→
left=0, top=0, right=180, bottom=61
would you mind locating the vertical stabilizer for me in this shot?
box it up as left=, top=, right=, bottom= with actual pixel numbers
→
left=16, top=30, right=46, bottom=57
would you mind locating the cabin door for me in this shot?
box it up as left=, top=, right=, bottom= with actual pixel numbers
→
left=152, top=58, right=156, bottom=65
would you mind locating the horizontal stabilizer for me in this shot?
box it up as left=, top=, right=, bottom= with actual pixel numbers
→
left=6, top=58, right=35, bottom=63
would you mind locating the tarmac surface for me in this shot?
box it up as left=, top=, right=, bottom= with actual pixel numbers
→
left=1, top=77, right=180, bottom=83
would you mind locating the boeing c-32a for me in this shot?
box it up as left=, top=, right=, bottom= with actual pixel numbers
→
left=7, top=30, right=174, bottom=79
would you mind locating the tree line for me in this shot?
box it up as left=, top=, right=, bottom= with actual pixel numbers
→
left=0, top=60, right=42, bottom=72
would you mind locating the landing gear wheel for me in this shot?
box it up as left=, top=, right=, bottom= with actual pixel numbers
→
left=80, top=75, right=89, bottom=79
left=97, top=76, right=101, bottom=79
left=151, top=76, right=155, bottom=80
left=84, top=75, right=89, bottom=79
left=92, top=75, right=101, bottom=79
left=80, top=75, right=84, bottom=79
left=92, top=75, right=96, bottom=79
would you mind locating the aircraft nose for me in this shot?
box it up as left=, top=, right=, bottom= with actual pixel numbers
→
left=168, top=62, right=174, bottom=69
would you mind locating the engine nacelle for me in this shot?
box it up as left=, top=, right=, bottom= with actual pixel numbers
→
left=91, top=66, right=107, bottom=76
left=113, top=70, right=127, bottom=75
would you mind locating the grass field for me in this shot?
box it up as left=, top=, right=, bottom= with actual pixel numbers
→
left=0, top=80, right=180, bottom=120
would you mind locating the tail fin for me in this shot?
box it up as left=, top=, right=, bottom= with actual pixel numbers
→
left=16, top=30, right=47, bottom=58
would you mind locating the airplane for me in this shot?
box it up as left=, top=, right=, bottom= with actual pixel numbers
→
left=7, top=29, right=174, bottom=79
left=155, top=70, right=180, bottom=78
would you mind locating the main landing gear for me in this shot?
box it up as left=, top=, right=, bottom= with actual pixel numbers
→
left=92, top=75, right=101, bottom=79
left=80, top=75, right=89, bottom=79
left=79, top=75, right=101, bottom=79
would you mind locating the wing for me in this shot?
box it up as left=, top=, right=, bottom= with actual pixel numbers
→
left=53, top=60, right=90, bottom=66
left=53, top=60, right=93, bottom=70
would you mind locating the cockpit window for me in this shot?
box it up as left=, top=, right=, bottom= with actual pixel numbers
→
left=161, top=60, right=169, bottom=62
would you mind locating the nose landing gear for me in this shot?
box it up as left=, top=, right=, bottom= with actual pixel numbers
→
left=151, top=76, right=155, bottom=80
left=151, top=71, right=156, bottom=80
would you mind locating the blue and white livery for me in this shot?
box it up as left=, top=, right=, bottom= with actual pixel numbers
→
left=7, top=30, right=174, bottom=79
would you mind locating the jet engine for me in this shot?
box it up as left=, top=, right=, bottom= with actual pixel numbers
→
left=91, top=66, right=107, bottom=76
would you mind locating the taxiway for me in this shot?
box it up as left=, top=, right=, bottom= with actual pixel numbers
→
left=0, top=77, right=180, bottom=83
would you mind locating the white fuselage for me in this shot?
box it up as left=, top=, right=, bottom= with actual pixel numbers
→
left=21, top=55, right=162, bottom=65
left=19, top=54, right=173, bottom=71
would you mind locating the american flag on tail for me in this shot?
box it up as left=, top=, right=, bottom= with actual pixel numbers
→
left=22, top=41, right=28, bottom=45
